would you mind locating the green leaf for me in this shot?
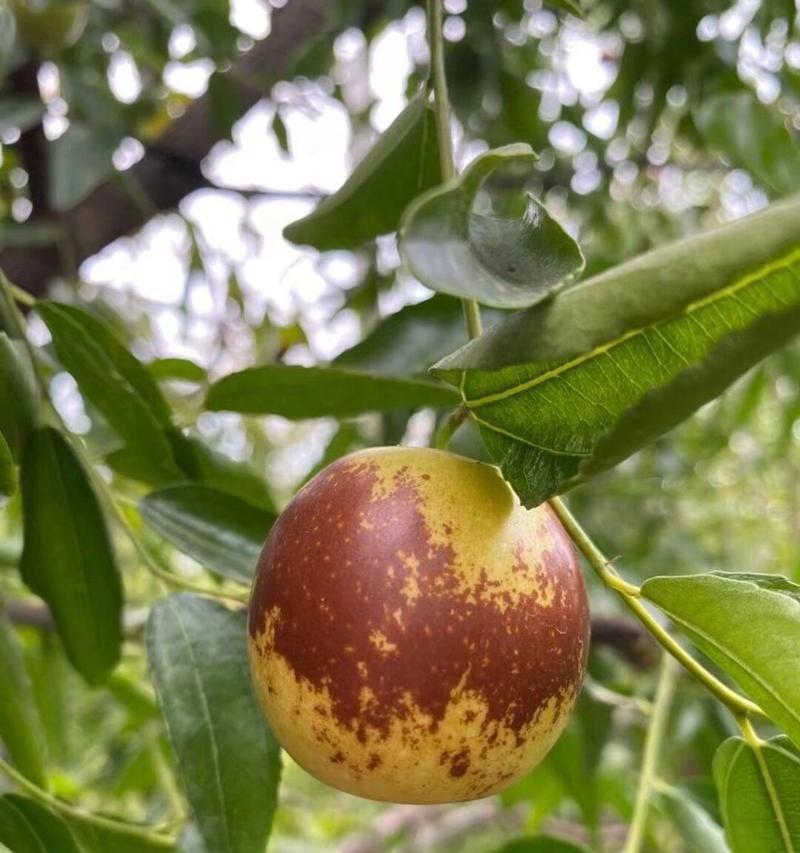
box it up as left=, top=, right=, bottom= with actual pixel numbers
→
left=66, top=815, right=175, bottom=853
left=0, top=795, right=81, bottom=853
left=433, top=196, right=800, bottom=506
left=696, top=92, right=800, bottom=198
left=714, top=736, right=800, bottom=852
left=20, top=427, right=123, bottom=685
left=0, top=609, right=47, bottom=786
left=0, top=98, right=45, bottom=135
left=38, top=302, right=182, bottom=484
left=0, top=433, right=13, bottom=499
left=334, top=295, right=504, bottom=377
left=139, top=484, right=274, bottom=582
left=0, top=332, right=39, bottom=458
left=399, top=144, right=584, bottom=308
left=657, top=784, right=730, bottom=853
left=544, top=0, right=583, bottom=15
left=283, top=91, right=440, bottom=250
left=147, top=594, right=281, bottom=853
left=49, top=122, right=116, bottom=211
left=495, top=837, right=589, bottom=852
left=642, top=573, right=800, bottom=746
left=205, top=364, right=458, bottom=418
left=149, top=358, right=208, bottom=384
left=0, top=5, right=16, bottom=85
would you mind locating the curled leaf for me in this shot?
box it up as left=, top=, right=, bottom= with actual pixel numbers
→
left=400, top=144, right=584, bottom=308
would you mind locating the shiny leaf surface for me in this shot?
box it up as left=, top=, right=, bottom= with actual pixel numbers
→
left=400, top=144, right=584, bottom=308
left=434, top=197, right=800, bottom=505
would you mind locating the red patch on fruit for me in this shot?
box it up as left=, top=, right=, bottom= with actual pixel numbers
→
left=249, top=456, right=588, bottom=746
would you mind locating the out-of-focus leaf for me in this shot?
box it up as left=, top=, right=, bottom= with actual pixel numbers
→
left=140, top=483, right=274, bottom=582
left=400, top=144, right=584, bottom=308
left=696, top=92, right=800, bottom=197
left=147, top=594, right=281, bottom=853
left=49, top=122, right=116, bottom=210
left=642, top=572, right=800, bottom=747
left=0, top=795, right=81, bottom=853
left=0, top=434, right=12, bottom=498
left=0, top=97, right=45, bottom=135
left=208, top=71, right=243, bottom=139
left=335, top=295, right=504, bottom=377
left=149, top=358, right=208, bottom=384
left=433, top=196, right=800, bottom=506
left=0, top=332, right=38, bottom=459
left=657, top=784, right=730, bottom=853
left=0, top=5, right=15, bottom=85
left=205, top=364, right=458, bottom=418
left=714, top=735, right=800, bottom=852
left=495, top=836, right=589, bottom=852
left=38, top=302, right=182, bottom=484
left=283, top=91, right=440, bottom=250
left=546, top=0, right=582, bottom=14
left=173, top=436, right=275, bottom=511
left=20, top=428, right=122, bottom=685
left=0, top=609, right=47, bottom=786
left=272, top=109, right=289, bottom=156
left=67, top=814, right=175, bottom=853
left=178, top=823, right=209, bottom=853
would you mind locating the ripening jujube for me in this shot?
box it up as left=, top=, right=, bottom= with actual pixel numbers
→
left=248, top=447, right=589, bottom=803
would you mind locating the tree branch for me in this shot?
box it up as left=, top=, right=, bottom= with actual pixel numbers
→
left=0, top=0, right=330, bottom=296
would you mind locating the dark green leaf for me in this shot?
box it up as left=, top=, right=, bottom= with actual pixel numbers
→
left=38, top=302, right=181, bottom=484
left=696, top=93, right=800, bottom=198
left=0, top=609, right=47, bottom=786
left=334, top=295, right=503, bottom=377
left=0, top=332, right=39, bottom=458
left=400, top=144, right=584, bottom=308
left=66, top=814, right=175, bottom=853
left=140, top=483, right=274, bottom=582
left=147, top=594, right=281, bottom=853
left=49, top=123, right=116, bottom=211
left=208, top=72, right=243, bottom=139
left=0, top=98, right=45, bottom=135
left=0, top=433, right=12, bottom=498
left=20, top=428, right=122, bottom=684
left=496, top=836, right=589, bottom=852
left=657, top=784, right=730, bottom=853
left=642, top=572, right=800, bottom=747
left=434, top=196, right=800, bottom=506
left=0, top=795, right=81, bottom=853
left=205, top=364, right=458, bottom=418
left=171, top=435, right=275, bottom=511
left=544, top=0, right=583, bottom=15
left=149, top=358, right=208, bottom=384
left=272, top=109, right=289, bottom=156
left=714, top=736, right=800, bottom=852
left=283, top=91, right=440, bottom=250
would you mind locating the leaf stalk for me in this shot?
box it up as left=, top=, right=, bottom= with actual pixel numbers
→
left=549, top=496, right=764, bottom=720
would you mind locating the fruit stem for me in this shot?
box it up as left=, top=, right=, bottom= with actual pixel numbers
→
left=434, top=405, right=468, bottom=449
left=426, top=0, right=483, bottom=342
left=622, top=653, right=678, bottom=853
left=0, top=754, right=176, bottom=848
left=549, top=496, right=765, bottom=720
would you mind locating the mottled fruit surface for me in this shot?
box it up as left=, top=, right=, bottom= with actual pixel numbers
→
left=248, top=447, right=589, bottom=803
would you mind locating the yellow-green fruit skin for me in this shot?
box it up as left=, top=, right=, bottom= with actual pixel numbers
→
left=248, top=447, right=589, bottom=803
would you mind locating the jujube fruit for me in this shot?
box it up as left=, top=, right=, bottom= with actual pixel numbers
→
left=248, top=447, right=589, bottom=803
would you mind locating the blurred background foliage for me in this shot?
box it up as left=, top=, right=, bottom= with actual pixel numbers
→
left=0, top=0, right=799, bottom=850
